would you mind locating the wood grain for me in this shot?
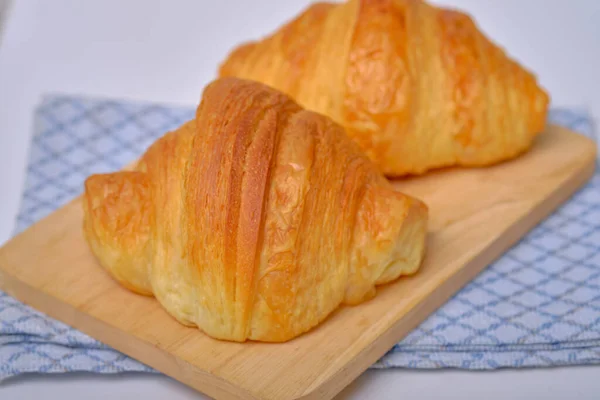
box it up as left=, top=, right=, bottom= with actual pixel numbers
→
left=0, top=125, right=596, bottom=400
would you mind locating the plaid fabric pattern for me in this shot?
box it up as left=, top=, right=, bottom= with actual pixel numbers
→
left=0, top=96, right=598, bottom=381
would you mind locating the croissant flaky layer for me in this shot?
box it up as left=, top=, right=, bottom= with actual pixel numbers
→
left=219, top=0, right=550, bottom=176
left=83, top=78, right=428, bottom=342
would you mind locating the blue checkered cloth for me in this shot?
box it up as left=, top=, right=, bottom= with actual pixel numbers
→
left=0, top=96, right=598, bottom=382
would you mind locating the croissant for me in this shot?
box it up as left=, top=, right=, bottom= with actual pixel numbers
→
left=82, top=77, right=428, bottom=342
left=218, top=0, right=550, bottom=177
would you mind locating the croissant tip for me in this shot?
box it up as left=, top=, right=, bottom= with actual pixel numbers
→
left=83, top=173, right=104, bottom=194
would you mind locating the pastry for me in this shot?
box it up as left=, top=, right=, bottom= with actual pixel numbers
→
left=83, top=77, right=428, bottom=342
left=218, top=0, right=550, bottom=176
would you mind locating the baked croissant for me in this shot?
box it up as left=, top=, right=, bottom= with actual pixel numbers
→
left=83, top=77, right=428, bottom=342
left=218, top=0, right=550, bottom=176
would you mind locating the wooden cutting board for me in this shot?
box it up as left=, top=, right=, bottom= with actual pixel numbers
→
left=0, top=125, right=596, bottom=400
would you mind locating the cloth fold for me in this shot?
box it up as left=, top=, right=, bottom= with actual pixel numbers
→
left=0, top=96, right=598, bottom=381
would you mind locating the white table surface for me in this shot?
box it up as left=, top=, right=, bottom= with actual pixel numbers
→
left=1, top=0, right=599, bottom=399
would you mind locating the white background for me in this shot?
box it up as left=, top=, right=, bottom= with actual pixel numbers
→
left=0, top=0, right=599, bottom=399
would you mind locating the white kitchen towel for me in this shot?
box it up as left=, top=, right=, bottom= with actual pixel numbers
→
left=0, top=96, right=598, bottom=381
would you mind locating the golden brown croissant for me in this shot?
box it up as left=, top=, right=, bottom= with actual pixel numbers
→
left=82, top=77, right=428, bottom=342
left=218, top=0, right=550, bottom=177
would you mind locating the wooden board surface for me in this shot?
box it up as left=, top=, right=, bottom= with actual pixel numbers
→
left=0, top=125, right=596, bottom=400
